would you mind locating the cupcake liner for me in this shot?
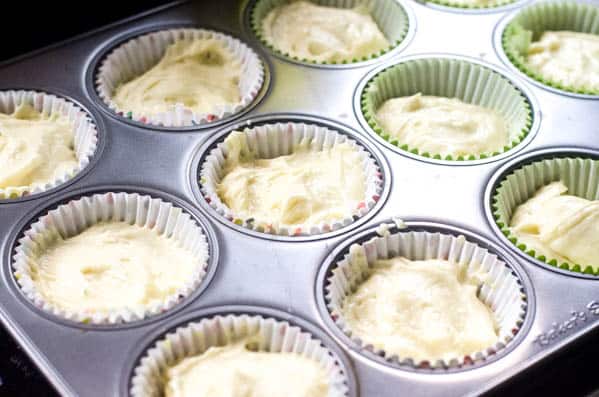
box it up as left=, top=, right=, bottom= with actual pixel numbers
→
left=502, top=1, right=599, bottom=96
left=0, top=90, right=98, bottom=200
left=325, top=227, right=527, bottom=369
left=199, top=122, right=383, bottom=237
left=361, top=57, right=533, bottom=161
left=95, top=28, right=264, bottom=127
left=491, top=155, right=599, bottom=275
left=12, top=192, right=210, bottom=324
left=129, top=313, right=349, bottom=396
left=250, top=0, right=410, bottom=65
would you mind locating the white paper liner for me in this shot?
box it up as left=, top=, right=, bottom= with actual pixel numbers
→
left=95, top=28, right=264, bottom=127
left=0, top=90, right=98, bottom=199
left=199, top=122, right=384, bottom=236
left=12, top=192, right=210, bottom=325
left=326, top=228, right=527, bottom=369
left=130, top=313, right=349, bottom=397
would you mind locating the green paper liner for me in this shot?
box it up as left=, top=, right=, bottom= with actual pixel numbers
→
left=250, top=0, right=410, bottom=65
left=361, top=57, right=533, bottom=161
left=491, top=155, right=599, bottom=275
left=502, top=1, right=599, bottom=96
left=426, top=0, right=517, bottom=11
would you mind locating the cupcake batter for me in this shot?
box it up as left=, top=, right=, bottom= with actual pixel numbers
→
left=510, top=181, right=599, bottom=269
left=165, top=339, right=330, bottom=397
left=341, top=248, right=498, bottom=362
left=31, top=222, right=200, bottom=313
left=216, top=131, right=366, bottom=228
left=262, top=1, right=389, bottom=63
left=527, top=31, right=599, bottom=92
left=113, top=38, right=241, bottom=116
left=375, top=93, right=509, bottom=157
left=0, top=103, right=77, bottom=189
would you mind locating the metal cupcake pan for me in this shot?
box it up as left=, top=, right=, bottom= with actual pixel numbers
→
left=420, top=0, right=533, bottom=14
left=0, top=0, right=598, bottom=396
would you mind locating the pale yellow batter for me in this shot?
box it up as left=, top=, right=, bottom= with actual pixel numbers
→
left=0, top=103, right=77, bottom=190
left=527, top=31, right=599, bottom=92
left=262, top=1, right=389, bottom=63
left=165, top=339, right=330, bottom=397
left=113, top=39, right=241, bottom=116
left=341, top=250, right=498, bottom=362
left=510, top=181, right=599, bottom=269
left=216, top=131, right=366, bottom=227
left=31, top=222, right=200, bottom=313
left=375, top=93, right=509, bottom=157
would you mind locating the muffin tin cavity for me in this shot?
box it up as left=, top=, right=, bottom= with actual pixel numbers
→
left=421, top=0, right=526, bottom=13
left=247, top=0, right=414, bottom=67
left=496, top=1, right=599, bottom=98
left=190, top=114, right=390, bottom=241
left=485, top=148, right=599, bottom=278
left=316, top=220, right=531, bottom=372
left=124, top=306, right=357, bottom=397
left=91, top=27, right=267, bottom=129
left=356, top=55, right=539, bottom=165
left=8, top=187, right=219, bottom=329
left=0, top=90, right=100, bottom=202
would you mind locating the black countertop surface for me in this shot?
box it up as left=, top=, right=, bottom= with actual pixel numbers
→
left=1, top=325, right=57, bottom=397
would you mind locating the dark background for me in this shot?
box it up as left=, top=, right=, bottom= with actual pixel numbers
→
left=0, top=1, right=598, bottom=396
left=0, top=1, right=172, bottom=62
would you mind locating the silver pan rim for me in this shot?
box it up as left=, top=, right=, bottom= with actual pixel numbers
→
left=411, top=0, right=533, bottom=15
